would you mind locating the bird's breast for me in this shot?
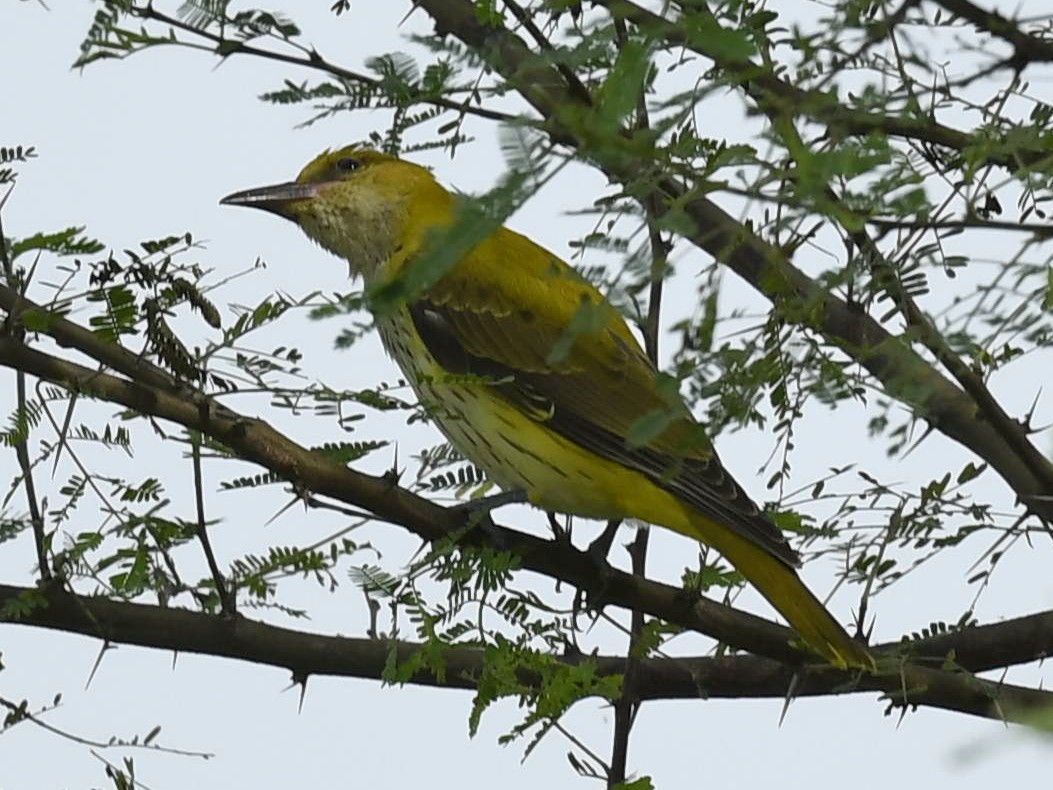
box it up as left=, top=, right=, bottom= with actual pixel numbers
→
left=374, top=309, right=654, bottom=520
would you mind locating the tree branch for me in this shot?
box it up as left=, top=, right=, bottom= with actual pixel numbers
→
left=2, top=582, right=1051, bottom=727
left=0, top=210, right=50, bottom=582
left=930, top=0, right=1053, bottom=65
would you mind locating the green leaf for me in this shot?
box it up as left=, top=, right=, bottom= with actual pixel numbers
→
left=682, top=10, right=756, bottom=61
left=596, top=39, right=651, bottom=130
left=956, top=462, right=987, bottom=484
left=20, top=308, right=58, bottom=332
left=10, top=227, right=103, bottom=260
left=625, top=409, right=673, bottom=447
left=0, top=588, right=48, bottom=620
left=546, top=297, right=613, bottom=364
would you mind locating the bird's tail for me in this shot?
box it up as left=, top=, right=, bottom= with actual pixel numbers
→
left=687, top=513, right=874, bottom=671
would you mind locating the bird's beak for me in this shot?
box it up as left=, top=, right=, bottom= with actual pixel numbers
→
left=219, top=181, right=320, bottom=220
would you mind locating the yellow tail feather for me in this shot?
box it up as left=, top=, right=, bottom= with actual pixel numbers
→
left=687, top=512, right=874, bottom=670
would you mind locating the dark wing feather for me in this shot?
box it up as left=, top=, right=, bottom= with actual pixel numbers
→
left=408, top=253, right=800, bottom=569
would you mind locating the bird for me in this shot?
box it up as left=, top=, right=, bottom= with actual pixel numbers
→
left=221, top=146, right=873, bottom=670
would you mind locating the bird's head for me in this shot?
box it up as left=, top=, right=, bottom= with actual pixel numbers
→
left=221, top=146, right=451, bottom=278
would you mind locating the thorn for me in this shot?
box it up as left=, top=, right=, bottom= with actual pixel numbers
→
left=779, top=671, right=800, bottom=726
left=900, top=421, right=936, bottom=458
left=266, top=485, right=309, bottom=526
left=286, top=671, right=310, bottom=713
left=895, top=700, right=909, bottom=729
left=382, top=444, right=404, bottom=487
left=85, top=641, right=116, bottom=690
left=1022, top=387, right=1047, bottom=433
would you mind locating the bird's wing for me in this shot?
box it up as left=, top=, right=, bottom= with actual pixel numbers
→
left=406, top=226, right=798, bottom=567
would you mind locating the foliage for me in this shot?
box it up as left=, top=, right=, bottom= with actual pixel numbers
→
left=4, top=1, right=1053, bottom=788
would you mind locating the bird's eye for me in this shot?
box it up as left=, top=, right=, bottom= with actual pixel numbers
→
left=335, top=157, right=360, bottom=174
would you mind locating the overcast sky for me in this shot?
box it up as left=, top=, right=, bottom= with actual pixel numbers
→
left=2, top=2, right=1052, bottom=788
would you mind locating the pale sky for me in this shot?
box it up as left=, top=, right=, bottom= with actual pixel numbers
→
left=2, top=2, right=1052, bottom=788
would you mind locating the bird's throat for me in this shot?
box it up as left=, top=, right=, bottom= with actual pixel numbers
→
left=299, top=190, right=407, bottom=280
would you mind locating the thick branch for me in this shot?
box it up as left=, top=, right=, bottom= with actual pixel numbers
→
left=2, top=583, right=1051, bottom=726
left=931, top=0, right=1053, bottom=64
left=0, top=282, right=180, bottom=392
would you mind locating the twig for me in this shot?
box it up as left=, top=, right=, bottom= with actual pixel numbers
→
left=191, top=434, right=233, bottom=614
left=128, top=3, right=521, bottom=125
left=0, top=694, right=211, bottom=758
left=608, top=23, right=668, bottom=781
left=930, top=0, right=1053, bottom=64
left=0, top=195, right=50, bottom=581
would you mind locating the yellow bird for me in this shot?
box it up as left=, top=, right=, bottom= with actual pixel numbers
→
left=222, top=147, right=873, bottom=670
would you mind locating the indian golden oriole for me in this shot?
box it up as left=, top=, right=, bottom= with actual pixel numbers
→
left=221, top=146, right=873, bottom=670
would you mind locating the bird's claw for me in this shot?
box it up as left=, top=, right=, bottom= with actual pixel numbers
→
left=586, top=518, right=620, bottom=567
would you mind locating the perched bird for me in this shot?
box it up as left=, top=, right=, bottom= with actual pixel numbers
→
left=222, top=146, right=873, bottom=670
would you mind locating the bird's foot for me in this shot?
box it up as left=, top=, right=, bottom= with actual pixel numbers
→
left=574, top=519, right=621, bottom=614
left=586, top=518, right=621, bottom=567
